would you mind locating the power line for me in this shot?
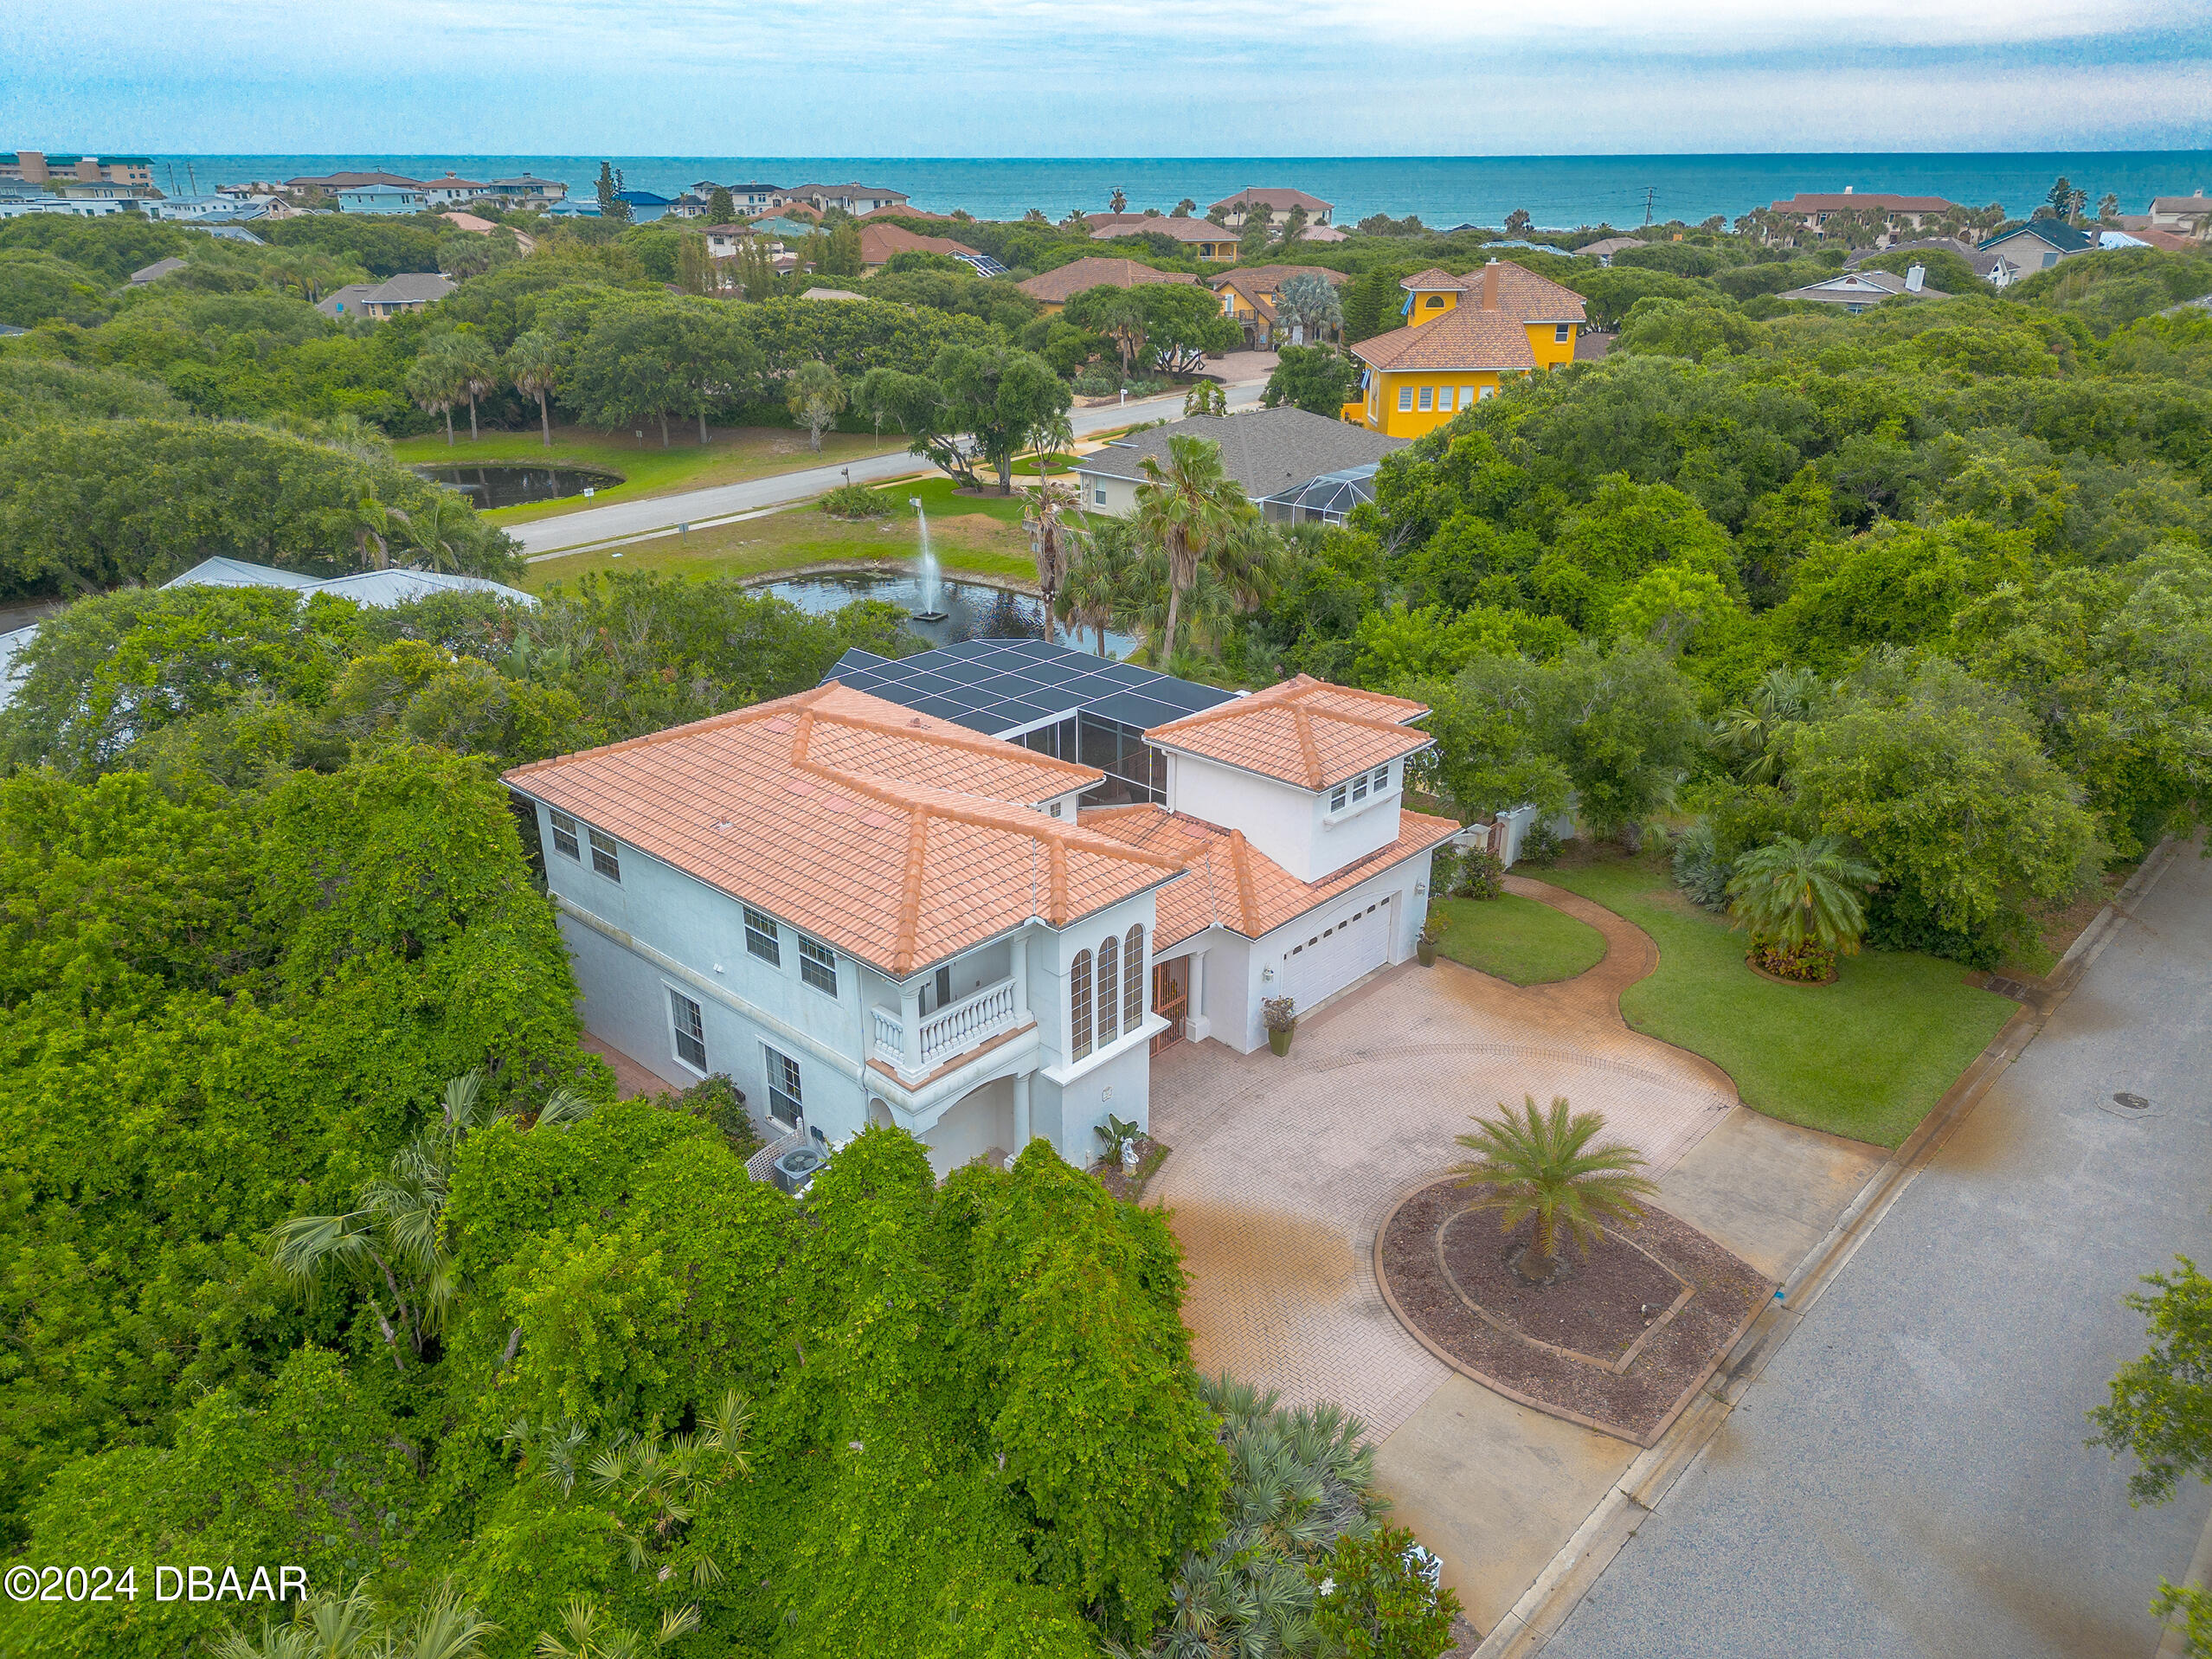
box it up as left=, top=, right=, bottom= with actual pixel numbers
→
left=1642, top=185, right=1657, bottom=226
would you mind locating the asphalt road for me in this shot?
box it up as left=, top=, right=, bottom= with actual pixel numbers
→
left=1546, top=845, right=2212, bottom=1659
left=513, top=376, right=1270, bottom=556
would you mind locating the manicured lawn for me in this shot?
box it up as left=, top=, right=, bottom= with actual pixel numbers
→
left=525, top=479, right=1035, bottom=595
left=1427, top=896, right=1607, bottom=986
left=1524, top=851, right=2017, bottom=1149
left=394, top=422, right=912, bottom=526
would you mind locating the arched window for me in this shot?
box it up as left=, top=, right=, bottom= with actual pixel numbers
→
left=1070, top=949, right=1093, bottom=1060
left=1097, top=935, right=1120, bottom=1046
left=1124, top=925, right=1146, bottom=1027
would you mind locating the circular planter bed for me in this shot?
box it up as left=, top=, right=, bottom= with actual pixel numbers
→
left=1376, top=1179, right=1772, bottom=1445
left=1744, top=953, right=1837, bottom=987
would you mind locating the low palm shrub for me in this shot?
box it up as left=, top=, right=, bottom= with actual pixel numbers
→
left=1727, top=833, right=1880, bottom=981
left=1453, top=1096, right=1658, bottom=1282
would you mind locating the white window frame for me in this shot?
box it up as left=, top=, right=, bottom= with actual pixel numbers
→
left=763, top=1044, right=802, bottom=1126
left=548, top=809, right=580, bottom=861
left=798, top=936, right=839, bottom=997
left=1352, top=770, right=1370, bottom=803
left=743, top=905, right=781, bottom=966
left=1477, top=385, right=1496, bottom=400
left=1330, top=782, right=1347, bottom=811
left=588, top=827, right=621, bottom=882
left=1417, top=385, right=1433, bottom=412
left=1554, top=322, right=1572, bottom=343
left=1397, top=386, right=1412, bottom=412
left=668, top=987, right=708, bottom=1074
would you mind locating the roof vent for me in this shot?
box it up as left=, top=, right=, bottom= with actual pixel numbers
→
left=1906, top=264, right=1925, bottom=292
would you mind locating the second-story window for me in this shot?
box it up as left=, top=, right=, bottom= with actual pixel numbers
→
left=799, top=936, right=838, bottom=996
left=548, top=809, right=581, bottom=861
left=1555, top=323, right=1572, bottom=343
left=1097, top=934, right=1120, bottom=1045
left=1070, top=949, right=1093, bottom=1060
left=1353, top=771, right=1370, bottom=803
left=744, top=906, right=781, bottom=966
left=1372, top=764, right=1391, bottom=794
left=1124, top=925, right=1145, bottom=1027
left=1330, top=782, right=1348, bottom=812
left=588, top=828, right=621, bottom=882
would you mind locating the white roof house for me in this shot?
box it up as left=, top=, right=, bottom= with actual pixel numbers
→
left=163, top=556, right=535, bottom=606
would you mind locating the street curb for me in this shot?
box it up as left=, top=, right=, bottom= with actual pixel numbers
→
left=1473, top=837, right=2183, bottom=1658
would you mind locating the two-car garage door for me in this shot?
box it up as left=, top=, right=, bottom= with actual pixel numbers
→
left=1283, top=897, right=1392, bottom=1014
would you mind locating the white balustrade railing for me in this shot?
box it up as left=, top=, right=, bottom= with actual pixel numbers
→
left=870, top=1006, right=905, bottom=1064
left=869, top=976, right=1021, bottom=1077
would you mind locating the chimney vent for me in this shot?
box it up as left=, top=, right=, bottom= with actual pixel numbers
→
left=1481, top=259, right=1501, bottom=311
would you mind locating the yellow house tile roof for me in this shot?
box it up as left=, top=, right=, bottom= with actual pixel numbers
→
left=1144, top=675, right=1432, bottom=790
left=1350, top=306, right=1538, bottom=373
left=1397, top=260, right=1589, bottom=323
left=505, top=685, right=1186, bottom=978
left=1082, top=804, right=1461, bottom=949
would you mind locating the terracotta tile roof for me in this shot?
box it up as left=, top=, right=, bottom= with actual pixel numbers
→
left=858, top=222, right=986, bottom=265
left=1350, top=305, right=1538, bottom=373
left=1397, top=260, right=1588, bottom=322
left=1082, top=804, right=1460, bottom=949
left=1090, top=216, right=1237, bottom=246
left=1210, top=187, right=1334, bottom=214
left=505, top=684, right=1186, bottom=978
left=1771, top=192, right=1956, bottom=215
left=1145, top=675, right=1431, bottom=790
left=1019, top=256, right=1200, bottom=304
left=1400, top=267, right=1463, bottom=290
left=1207, top=263, right=1352, bottom=292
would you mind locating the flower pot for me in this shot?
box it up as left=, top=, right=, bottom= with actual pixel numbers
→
left=1267, top=1025, right=1295, bottom=1057
left=1418, top=939, right=1437, bottom=967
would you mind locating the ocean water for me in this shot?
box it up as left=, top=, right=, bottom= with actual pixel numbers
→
left=148, top=152, right=2212, bottom=230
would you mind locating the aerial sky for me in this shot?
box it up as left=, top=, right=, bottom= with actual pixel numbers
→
left=4, top=0, right=2209, bottom=153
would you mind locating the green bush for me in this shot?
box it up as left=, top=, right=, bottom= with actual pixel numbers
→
left=820, top=481, right=890, bottom=518
left=1311, top=1524, right=1463, bottom=1658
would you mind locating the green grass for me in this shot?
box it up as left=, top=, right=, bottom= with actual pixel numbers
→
left=1427, top=895, right=1608, bottom=986
left=526, top=480, right=1035, bottom=594
left=1524, top=851, right=2017, bottom=1149
left=394, top=422, right=912, bottom=526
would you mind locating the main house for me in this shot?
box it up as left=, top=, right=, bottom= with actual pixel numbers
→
left=1347, top=260, right=1587, bottom=438
left=505, top=644, right=1455, bottom=1177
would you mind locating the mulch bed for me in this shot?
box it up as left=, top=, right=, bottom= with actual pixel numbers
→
left=1089, top=1135, right=1169, bottom=1203
left=1378, top=1179, right=1772, bottom=1445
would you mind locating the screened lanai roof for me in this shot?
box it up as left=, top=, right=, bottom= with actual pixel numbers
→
left=826, top=638, right=1234, bottom=737
left=1260, top=464, right=1382, bottom=520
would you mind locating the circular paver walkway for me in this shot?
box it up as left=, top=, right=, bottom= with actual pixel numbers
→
left=1147, top=882, right=1738, bottom=1443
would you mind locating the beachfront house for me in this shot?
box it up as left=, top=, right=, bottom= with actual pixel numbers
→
left=2150, top=193, right=2209, bottom=236
left=1090, top=216, right=1240, bottom=261
left=338, top=183, right=433, bottom=214
left=1768, top=190, right=1958, bottom=236
left=1072, top=407, right=1405, bottom=519
left=1978, top=218, right=2093, bottom=273
left=1347, top=260, right=1586, bottom=438
left=503, top=648, right=1453, bottom=1178
left=789, top=182, right=910, bottom=215
left=1018, top=257, right=1200, bottom=315
left=1209, top=188, right=1334, bottom=229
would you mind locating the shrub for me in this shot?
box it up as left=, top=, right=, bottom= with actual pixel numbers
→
left=1517, top=821, right=1562, bottom=867
left=1311, top=1524, right=1463, bottom=1659
left=1747, top=939, right=1836, bottom=982
left=820, top=482, right=889, bottom=519
left=1461, top=848, right=1506, bottom=900
left=1428, top=844, right=1463, bottom=897
left=1262, top=995, right=1298, bottom=1032
left=660, top=1072, right=762, bottom=1161
left=1670, top=822, right=1733, bottom=910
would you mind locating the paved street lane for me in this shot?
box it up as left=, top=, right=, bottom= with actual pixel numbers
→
left=1546, top=846, right=2212, bottom=1659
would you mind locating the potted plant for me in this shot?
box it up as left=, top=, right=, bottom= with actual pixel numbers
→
left=1263, top=995, right=1298, bottom=1057
left=1725, top=833, right=1879, bottom=987
left=1418, top=920, right=1443, bottom=968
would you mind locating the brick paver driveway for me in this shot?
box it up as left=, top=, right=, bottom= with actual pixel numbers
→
left=1148, top=883, right=1738, bottom=1443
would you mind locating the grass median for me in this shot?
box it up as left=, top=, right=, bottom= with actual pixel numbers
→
left=395, top=423, right=912, bottom=525
left=1524, top=849, right=2016, bottom=1149
left=1426, top=895, right=1608, bottom=986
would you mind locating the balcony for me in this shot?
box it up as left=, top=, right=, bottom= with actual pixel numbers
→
left=871, top=976, right=1023, bottom=1079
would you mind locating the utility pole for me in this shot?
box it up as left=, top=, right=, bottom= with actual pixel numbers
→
left=1642, top=185, right=1657, bottom=227
left=185, top=161, right=197, bottom=195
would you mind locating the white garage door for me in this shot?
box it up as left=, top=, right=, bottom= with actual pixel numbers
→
left=1283, top=897, right=1392, bottom=1013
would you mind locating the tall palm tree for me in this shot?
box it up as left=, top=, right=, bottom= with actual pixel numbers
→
left=354, top=489, right=397, bottom=571
left=1132, top=434, right=1253, bottom=662
left=506, top=331, right=562, bottom=448
left=405, top=345, right=463, bottom=446
left=1273, top=272, right=1341, bottom=344
left=449, top=333, right=500, bottom=443
left=399, top=492, right=485, bottom=575
left=1452, top=1096, right=1657, bottom=1283
left=1022, top=480, right=1081, bottom=634
left=1726, top=834, right=1880, bottom=959
left=271, top=1072, right=592, bottom=1371
left=1057, top=534, right=1129, bottom=656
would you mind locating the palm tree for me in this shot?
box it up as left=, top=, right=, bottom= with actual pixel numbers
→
left=1057, top=528, right=1135, bottom=656
left=1028, top=408, right=1074, bottom=487
left=1272, top=272, right=1342, bottom=345
left=1131, top=434, right=1253, bottom=661
left=1713, top=665, right=1824, bottom=785
left=1452, top=1096, right=1658, bottom=1283
left=218, top=1581, right=496, bottom=1659
left=784, top=359, right=845, bottom=452
left=271, top=1072, right=592, bottom=1372
left=1096, top=291, right=1148, bottom=378
left=354, top=488, right=398, bottom=571
left=1726, top=834, right=1880, bottom=961
left=535, top=1599, right=698, bottom=1659
left=449, top=333, right=500, bottom=443
left=1022, top=480, right=1082, bottom=633
left=405, top=345, right=464, bottom=446
left=506, top=331, right=562, bottom=448
left=398, top=492, right=483, bottom=575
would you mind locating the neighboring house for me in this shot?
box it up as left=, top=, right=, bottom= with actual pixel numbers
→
left=1347, top=260, right=1587, bottom=438
left=1978, top=218, right=2093, bottom=273
left=417, top=173, right=492, bottom=207
left=440, top=210, right=534, bottom=253
left=1776, top=267, right=1946, bottom=311
left=0, top=151, right=155, bottom=186
left=164, top=556, right=536, bottom=608
left=1575, top=235, right=1648, bottom=266
left=338, top=183, right=432, bottom=214
left=1209, top=188, right=1334, bottom=229
left=55, top=181, right=146, bottom=200
left=128, top=256, right=188, bottom=285
left=484, top=174, right=568, bottom=207
left=503, top=649, right=1450, bottom=1174
left=1090, top=215, right=1239, bottom=261
left=315, top=273, right=456, bottom=319
left=744, top=214, right=824, bottom=243
left=1844, top=236, right=2006, bottom=281
left=1018, top=256, right=1200, bottom=313
left=1072, top=407, right=1406, bottom=517
left=1769, top=190, right=1958, bottom=234
left=696, top=181, right=788, bottom=213
left=145, top=194, right=250, bottom=220
left=285, top=170, right=421, bottom=193
left=856, top=222, right=1006, bottom=277
left=2150, top=193, right=2210, bottom=235
left=1206, top=264, right=1351, bottom=346
left=0, top=196, right=151, bottom=218
left=615, top=189, right=676, bottom=222
left=699, top=222, right=759, bottom=259
left=788, top=182, right=910, bottom=215
left=800, top=286, right=864, bottom=301
left=2109, top=227, right=2197, bottom=252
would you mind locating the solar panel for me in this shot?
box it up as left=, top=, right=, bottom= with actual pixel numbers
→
left=823, top=640, right=1233, bottom=736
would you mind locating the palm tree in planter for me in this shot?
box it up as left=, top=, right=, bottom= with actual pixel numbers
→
left=1726, top=833, right=1879, bottom=983
left=1453, top=1096, right=1657, bottom=1283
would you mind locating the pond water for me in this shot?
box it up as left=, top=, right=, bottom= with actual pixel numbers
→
left=414, top=463, right=625, bottom=509
left=752, top=572, right=1136, bottom=659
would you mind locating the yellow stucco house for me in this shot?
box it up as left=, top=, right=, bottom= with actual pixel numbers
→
left=1345, top=260, right=1587, bottom=438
